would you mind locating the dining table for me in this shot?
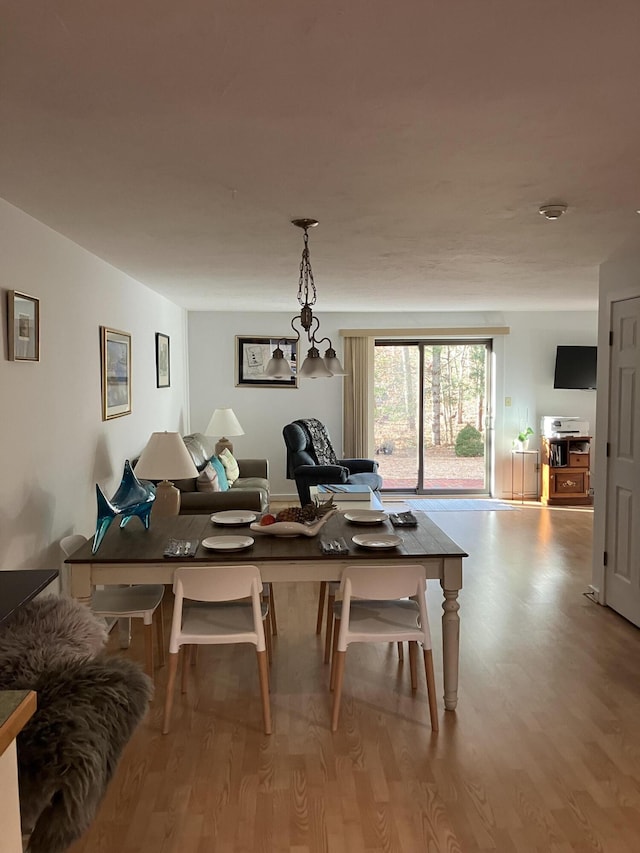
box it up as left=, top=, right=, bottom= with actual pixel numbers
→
left=65, top=510, right=467, bottom=710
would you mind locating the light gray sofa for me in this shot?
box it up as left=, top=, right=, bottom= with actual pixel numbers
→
left=175, top=432, right=269, bottom=514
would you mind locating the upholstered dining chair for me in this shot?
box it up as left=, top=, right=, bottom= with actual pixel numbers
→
left=282, top=418, right=382, bottom=506
left=60, top=534, right=165, bottom=679
left=329, top=564, right=438, bottom=733
left=162, top=564, right=272, bottom=735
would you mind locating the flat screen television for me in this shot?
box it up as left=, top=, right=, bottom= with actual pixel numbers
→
left=553, top=345, right=597, bottom=390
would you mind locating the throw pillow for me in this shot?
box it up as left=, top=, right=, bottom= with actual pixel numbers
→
left=196, top=462, right=221, bottom=493
left=209, top=455, right=229, bottom=491
left=218, top=447, right=240, bottom=485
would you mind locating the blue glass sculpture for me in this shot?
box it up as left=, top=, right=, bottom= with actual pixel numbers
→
left=92, top=460, right=156, bottom=553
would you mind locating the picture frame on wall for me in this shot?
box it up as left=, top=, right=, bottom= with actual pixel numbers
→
left=155, top=332, right=170, bottom=388
left=100, top=326, right=132, bottom=420
left=7, top=290, right=40, bottom=362
left=235, top=335, right=298, bottom=388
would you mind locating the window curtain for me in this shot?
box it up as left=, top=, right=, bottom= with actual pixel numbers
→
left=342, top=335, right=374, bottom=458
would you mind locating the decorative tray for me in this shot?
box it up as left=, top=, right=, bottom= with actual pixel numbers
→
left=250, top=510, right=336, bottom=538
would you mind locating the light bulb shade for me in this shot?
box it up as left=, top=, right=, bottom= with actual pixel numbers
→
left=324, top=354, right=347, bottom=376
left=300, top=347, right=333, bottom=378
left=134, top=432, right=199, bottom=480
left=205, top=407, right=245, bottom=438
left=265, top=349, right=293, bottom=378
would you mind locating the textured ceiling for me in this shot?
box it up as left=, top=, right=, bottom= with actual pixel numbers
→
left=1, top=1, right=640, bottom=312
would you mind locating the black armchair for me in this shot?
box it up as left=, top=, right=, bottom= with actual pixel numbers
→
left=283, top=418, right=383, bottom=505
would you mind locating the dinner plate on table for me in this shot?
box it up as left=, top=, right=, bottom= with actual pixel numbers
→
left=210, top=510, right=257, bottom=526
left=351, top=533, right=402, bottom=550
left=343, top=509, right=387, bottom=524
left=201, top=536, right=254, bottom=551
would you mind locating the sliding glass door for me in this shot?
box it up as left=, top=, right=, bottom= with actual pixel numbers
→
left=373, top=340, right=491, bottom=493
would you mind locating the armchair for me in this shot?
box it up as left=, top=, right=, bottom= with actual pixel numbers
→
left=283, top=418, right=383, bottom=505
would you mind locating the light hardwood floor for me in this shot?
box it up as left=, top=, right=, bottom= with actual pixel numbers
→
left=69, top=505, right=640, bottom=853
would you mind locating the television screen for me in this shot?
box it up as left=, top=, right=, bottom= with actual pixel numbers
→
left=553, top=346, right=597, bottom=390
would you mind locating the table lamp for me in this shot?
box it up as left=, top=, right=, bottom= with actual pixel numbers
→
left=205, top=408, right=245, bottom=455
left=134, top=431, right=199, bottom=517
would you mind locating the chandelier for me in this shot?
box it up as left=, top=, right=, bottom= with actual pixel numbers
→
left=265, top=218, right=347, bottom=379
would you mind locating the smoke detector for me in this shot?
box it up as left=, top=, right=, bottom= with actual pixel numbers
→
left=539, top=203, right=568, bottom=220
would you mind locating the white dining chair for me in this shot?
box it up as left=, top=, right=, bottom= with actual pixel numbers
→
left=329, top=564, right=438, bottom=733
left=60, top=534, right=165, bottom=679
left=162, top=564, right=272, bottom=735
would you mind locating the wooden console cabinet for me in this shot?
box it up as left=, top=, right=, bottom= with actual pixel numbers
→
left=541, top=436, right=592, bottom=506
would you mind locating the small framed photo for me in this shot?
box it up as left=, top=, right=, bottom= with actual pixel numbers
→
left=100, top=326, right=132, bottom=420
left=7, top=291, right=40, bottom=361
left=236, top=335, right=298, bottom=388
left=155, top=332, right=170, bottom=388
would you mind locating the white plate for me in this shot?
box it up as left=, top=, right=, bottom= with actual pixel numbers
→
left=210, top=510, right=257, bottom=526
left=344, top=510, right=388, bottom=524
left=352, top=533, right=402, bottom=549
left=201, top=536, right=254, bottom=551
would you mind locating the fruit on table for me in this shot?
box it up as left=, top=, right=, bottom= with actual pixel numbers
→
left=259, top=514, right=277, bottom=526
left=275, top=496, right=336, bottom=524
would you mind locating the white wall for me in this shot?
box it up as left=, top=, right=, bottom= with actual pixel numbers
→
left=0, top=199, right=188, bottom=574
left=188, top=309, right=598, bottom=499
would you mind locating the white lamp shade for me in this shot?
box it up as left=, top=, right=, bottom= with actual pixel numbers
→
left=265, top=353, right=293, bottom=378
left=134, top=432, right=199, bottom=480
left=324, top=354, right=347, bottom=376
left=300, top=351, right=333, bottom=378
left=205, top=408, right=245, bottom=437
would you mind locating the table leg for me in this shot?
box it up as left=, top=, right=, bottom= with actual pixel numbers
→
left=68, top=563, right=92, bottom=607
left=441, top=589, right=460, bottom=710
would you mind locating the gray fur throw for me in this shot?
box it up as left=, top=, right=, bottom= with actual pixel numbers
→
left=15, top=657, right=152, bottom=853
left=0, top=596, right=152, bottom=853
left=0, top=596, right=107, bottom=683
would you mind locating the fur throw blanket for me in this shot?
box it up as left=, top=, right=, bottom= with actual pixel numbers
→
left=0, top=596, right=107, bottom=683
left=0, top=596, right=152, bottom=853
left=16, top=656, right=152, bottom=853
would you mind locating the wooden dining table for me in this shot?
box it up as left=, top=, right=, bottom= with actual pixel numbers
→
left=65, top=510, right=467, bottom=710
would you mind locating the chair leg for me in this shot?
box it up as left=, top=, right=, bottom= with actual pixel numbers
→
left=316, top=582, right=326, bottom=634
left=397, top=641, right=404, bottom=662
left=409, top=641, right=418, bottom=691
left=162, top=652, right=180, bottom=734
left=264, top=617, right=273, bottom=666
left=256, top=649, right=272, bottom=735
left=269, top=586, right=278, bottom=636
left=323, top=587, right=335, bottom=664
left=143, top=623, right=154, bottom=679
left=423, top=648, right=439, bottom=732
left=330, top=617, right=341, bottom=691
left=331, top=650, right=347, bottom=732
left=156, top=600, right=166, bottom=668
left=181, top=645, right=191, bottom=694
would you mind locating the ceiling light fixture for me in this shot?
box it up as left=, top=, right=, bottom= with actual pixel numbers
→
left=265, top=218, right=346, bottom=379
left=538, top=202, right=568, bottom=220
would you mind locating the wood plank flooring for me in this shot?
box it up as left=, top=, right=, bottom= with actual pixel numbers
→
left=68, top=505, right=640, bottom=852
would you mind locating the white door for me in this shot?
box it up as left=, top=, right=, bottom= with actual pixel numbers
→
left=605, top=296, right=640, bottom=625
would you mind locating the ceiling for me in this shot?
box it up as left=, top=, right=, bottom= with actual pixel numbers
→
left=2, top=1, right=640, bottom=313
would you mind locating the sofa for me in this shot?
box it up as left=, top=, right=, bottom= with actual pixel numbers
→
left=175, top=432, right=270, bottom=514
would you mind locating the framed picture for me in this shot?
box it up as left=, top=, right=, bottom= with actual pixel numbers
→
left=100, top=326, right=132, bottom=420
left=155, top=332, right=170, bottom=388
left=235, top=335, right=298, bottom=388
left=7, top=291, right=40, bottom=361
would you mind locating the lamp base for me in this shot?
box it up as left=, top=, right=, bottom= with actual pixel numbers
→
left=152, top=480, right=181, bottom=517
left=215, top=437, right=233, bottom=455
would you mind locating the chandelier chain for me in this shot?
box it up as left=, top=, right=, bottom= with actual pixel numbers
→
left=297, top=228, right=317, bottom=309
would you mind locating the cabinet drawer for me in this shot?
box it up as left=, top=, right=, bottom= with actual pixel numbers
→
left=551, top=470, right=587, bottom=495
left=569, top=452, right=589, bottom=467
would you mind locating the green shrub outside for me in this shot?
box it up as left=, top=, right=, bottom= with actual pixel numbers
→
left=455, top=424, right=484, bottom=457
